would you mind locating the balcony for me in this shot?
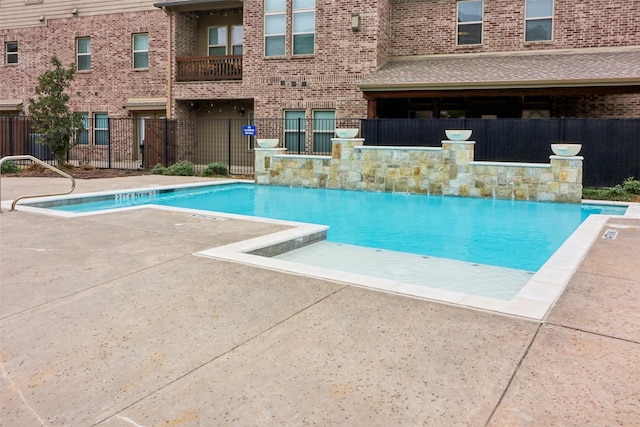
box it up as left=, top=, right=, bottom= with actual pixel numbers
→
left=176, top=55, right=242, bottom=82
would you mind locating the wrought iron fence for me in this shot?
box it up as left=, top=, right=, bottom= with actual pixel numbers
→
left=0, top=116, right=30, bottom=157
left=0, top=117, right=361, bottom=175
left=3, top=115, right=637, bottom=187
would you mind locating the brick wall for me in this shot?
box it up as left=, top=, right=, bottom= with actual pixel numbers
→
left=171, top=0, right=382, bottom=120
left=0, top=9, right=168, bottom=117
left=3, top=0, right=637, bottom=126
left=555, top=94, right=640, bottom=118
left=390, top=0, right=640, bottom=55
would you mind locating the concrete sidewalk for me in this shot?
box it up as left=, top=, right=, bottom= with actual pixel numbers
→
left=1, top=176, right=639, bottom=426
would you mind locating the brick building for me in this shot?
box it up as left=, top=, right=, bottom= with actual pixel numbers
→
left=364, top=0, right=640, bottom=120
left=1, top=0, right=639, bottom=162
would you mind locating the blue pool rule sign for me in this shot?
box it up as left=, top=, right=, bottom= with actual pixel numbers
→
left=242, top=125, right=256, bottom=136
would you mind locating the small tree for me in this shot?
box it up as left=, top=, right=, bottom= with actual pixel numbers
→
left=28, top=56, right=85, bottom=167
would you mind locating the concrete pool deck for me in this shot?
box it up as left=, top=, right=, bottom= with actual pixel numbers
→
left=1, top=176, right=639, bottom=426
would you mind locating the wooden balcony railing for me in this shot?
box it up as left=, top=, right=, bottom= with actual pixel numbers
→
left=176, top=55, right=242, bottom=82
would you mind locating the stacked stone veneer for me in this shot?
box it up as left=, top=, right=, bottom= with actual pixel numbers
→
left=255, top=139, right=583, bottom=203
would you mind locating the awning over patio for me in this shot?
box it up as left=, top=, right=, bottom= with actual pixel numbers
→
left=0, top=99, right=23, bottom=111
left=123, top=97, right=167, bottom=111
left=153, top=0, right=241, bottom=10
left=360, top=46, right=640, bottom=97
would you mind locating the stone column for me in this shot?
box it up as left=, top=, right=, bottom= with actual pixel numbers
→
left=255, top=148, right=287, bottom=185
left=550, top=155, right=583, bottom=203
left=328, top=138, right=364, bottom=189
left=441, top=140, right=475, bottom=196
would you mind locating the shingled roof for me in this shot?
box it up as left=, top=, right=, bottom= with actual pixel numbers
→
left=360, top=47, right=640, bottom=92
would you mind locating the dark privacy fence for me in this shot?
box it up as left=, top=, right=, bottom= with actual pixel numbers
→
left=361, top=118, right=640, bottom=188
left=2, top=116, right=638, bottom=187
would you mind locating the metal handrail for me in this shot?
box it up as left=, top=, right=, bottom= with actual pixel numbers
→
left=0, top=155, right=76, bottom=212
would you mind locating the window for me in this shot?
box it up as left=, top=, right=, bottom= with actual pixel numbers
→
left=265, top=0, right=286, bottom=56
left=457, top=0, right=483, bottom=45
left=312, top=110, right=335, bottom=153
left=284, top=110, right=306, bottom=152
left=77, top=113, right=89, bottom=145
left=231, top=25, right=243, bottom=55
left=265, top=0, right=316, bottom=57
left=207, top=26, right=243, bottom=56
left=76, top=37, right=91, bottom=71
left=208, top=27, right=228, bottom=56
left=94, top=113, right=109, bottom=146
left=132, top=33, right=149, bottom=69
left=525, top=0, right=553, bottom=42
left=293, top=0, right=315, bottom=55
left=5, top=42, right=18, bottom=64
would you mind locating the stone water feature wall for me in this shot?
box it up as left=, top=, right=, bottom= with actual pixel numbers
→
left=255, top=139, right=584, bottom=203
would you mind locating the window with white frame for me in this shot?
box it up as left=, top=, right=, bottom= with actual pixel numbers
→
left=457, top=0, right=483, bottom=45
left=312, top=110, right=335, bottom=153
left=5, top=42, right=18, bottom=64
left=293, top=0, right=315, bottom=55
left=284, top=110, right=306, bottom=152
left=94, top=113, right=109, bottom=146
left=132, top=33, right=149, bottom=69
left=525, top=0, right=554, bottom=42
left=265, top=0, right=286, bottom=56
left=231, top=25, right=244, bottom=54
left=208, top=26, right=228, bottom=56
left=76, top=37, right=91, bottom=71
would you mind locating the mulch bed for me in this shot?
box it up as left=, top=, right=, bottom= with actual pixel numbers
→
left=4, top=165, right=253, bottom=180
left=4, top=165, right=151, bottom=179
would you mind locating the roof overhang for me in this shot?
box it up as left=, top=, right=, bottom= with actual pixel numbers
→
left=154, top=0, right=242, bottom=10
left=360, top=47, right=640, bottom=97
left=0, top=100, right=23, bottom=111
left=123, top=98, right=167, bottom=111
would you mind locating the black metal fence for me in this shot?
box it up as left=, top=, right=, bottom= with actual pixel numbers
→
left=362, top=118, right=640, bottom=188
left=0, top=116, right=361, bottom=175
left=3, top=116, right=638, bottom=187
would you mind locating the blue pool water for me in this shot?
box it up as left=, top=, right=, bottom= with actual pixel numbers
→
left=44, top=184, right=625, bottom=271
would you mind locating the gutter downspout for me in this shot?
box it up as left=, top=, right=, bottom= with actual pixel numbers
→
left=162, top=6, right=173, bottom=118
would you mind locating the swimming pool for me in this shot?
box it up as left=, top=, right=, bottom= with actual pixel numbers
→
left=35, top=183, right=625, bottom=272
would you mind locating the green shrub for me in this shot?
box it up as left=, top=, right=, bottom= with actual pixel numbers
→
left=1, top=160, right=20, bottom=174
left=151, top=164, right=166, bottom=175
left=623, top=177, right=640, bottom=195
left=583, top=177, right=640, bottom=202
left=164, top=161, right=194, bottom=176
left=201, top=162, right=229, bottom=177
left=608, top=184, right=626, bottom=197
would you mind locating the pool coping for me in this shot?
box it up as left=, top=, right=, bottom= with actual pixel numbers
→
left=4, top=181, right=638, bottom=321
